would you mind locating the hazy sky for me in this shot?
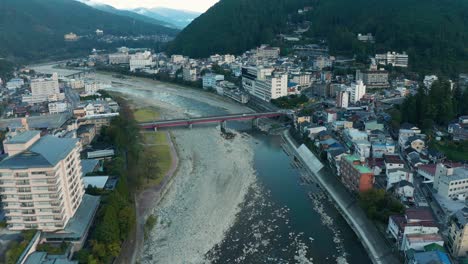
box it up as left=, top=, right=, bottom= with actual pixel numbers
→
left=88, top=0, right=219, bottom=12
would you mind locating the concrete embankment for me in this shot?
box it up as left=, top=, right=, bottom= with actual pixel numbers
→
left=282, top=131, right=400, bottom=264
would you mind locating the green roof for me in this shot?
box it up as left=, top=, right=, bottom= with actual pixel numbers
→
left=424, top=243, right=447, bottom=253
left=343, top=154, right=373, bottom=174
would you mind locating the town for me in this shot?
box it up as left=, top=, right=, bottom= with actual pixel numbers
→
left=0, top=2, right=467, bottom=264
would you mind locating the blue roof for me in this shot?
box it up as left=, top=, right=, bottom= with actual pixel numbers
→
left=0, top=136, right=79, bottom=169
left=5, top=130, right=40, bottom=144
left=413, top=251, right=451, bottom=264
left=81, top=159, right=99, bottom=176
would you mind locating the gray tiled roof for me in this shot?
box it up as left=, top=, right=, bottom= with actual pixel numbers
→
left=43, top=194, right=100, bottom=240
left=0, top=136, right=79, bottom=169
left=5, top=130, right=40, bottom=144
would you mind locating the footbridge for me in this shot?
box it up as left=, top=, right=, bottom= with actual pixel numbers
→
left=65, top=69, right=95, bottom=79
left=139, top=112, right=284, bottom=130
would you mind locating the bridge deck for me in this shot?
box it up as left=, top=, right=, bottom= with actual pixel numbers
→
left=139, top=112, right=284, bottom=129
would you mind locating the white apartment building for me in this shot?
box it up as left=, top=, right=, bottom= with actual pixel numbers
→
left=375, top=52, right=409, bottom=68
left=336, top=90, right=349, bottom=108
left=433, top=163, right=468, bottom=200
left=202, top=74, right=224, bottom=89
left=314, top=56, right=333, bottom=70
left=48, top=102, right=69, bottom=114
left=129, top=51, right=153, bottom=72
left=242, top=66, right=287, bottom=101
left=183, top=67, right=198, bottom=82
left=291, top=74, right=312, bottom=87
left=348, top=80, right=366, bottom=103
left=0, top=131, right=85, bottom=231
left=256, top=45, right=280, bottom=60
left=171, top=55, right=185, bottom=64
left=386, top=169, right=413, bottom=190
left=68, top=79, right=85, bottom=89
left=223, top=54, right=236, bottom=64
left=108, top=53, right=130, bottom=65
left=27, top=73, right=60, bottom=103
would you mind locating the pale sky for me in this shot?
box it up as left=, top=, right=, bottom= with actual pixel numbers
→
left=88, top=0, right=219, bottom=12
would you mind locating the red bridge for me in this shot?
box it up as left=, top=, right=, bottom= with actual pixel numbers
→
left=139, top=112, right=284, bottom=130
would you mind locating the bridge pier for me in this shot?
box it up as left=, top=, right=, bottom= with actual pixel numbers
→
left=220, top=121, right=227, bottom=131
left=153, top=127, right=158, bottom=132
left=188, top=123, right=193, bottom=129
left=252, top=118, right=259, bottom=129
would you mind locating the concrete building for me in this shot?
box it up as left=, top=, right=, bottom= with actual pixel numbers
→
left=375, top=52, right=409, bottom=68
left=340, top=154, right=374, bottom=192
left=256, top=45, right=280, bottom=60
left=242, top=66, right=287, bottom=101
left=349, top=80, right=366, bottom=103
left=291, top=74, right=312, bottom=87
left=387, top=208, right=440, bottom=246
left=433, top=163, right=468, bottom=200
left=68, top=79, right=85, bottom=89
left=386, top=169, right=413, bottom=190
left=252, top=73, right=288, bottom=101
left=0, top=131, right=85, bottom=231
left=48, top=102, right=69, bottom=115
left=183, top=67, right=198, bottom=82
left=202, top=74, right=224, bottom=89
left=129, top=51, right=153, bottom=72
left=313, top=56, right=333, bottom=70
left=356, top=70, right=389, bottom=89
left=28, top=73, right=60, bottom=103
left=447, top=207, right=468, bottom=257
left=108, top=53, right=130, bottom=65
left=64, top=33, right=78, bottom=41
left=357, top=33, right=375, bottom=43
left=171, top=55, right=185, bottom=64
left=336, top=90, right=349, bottom=108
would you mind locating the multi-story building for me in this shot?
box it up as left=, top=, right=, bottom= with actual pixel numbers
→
left=171, top=55, right=185, bottom=64
left=129, top=51, right=153, bottom=72
left=448, top=207, right=468, bottom=257
left=313, top=56, right=333, bottom=70
left=336, top=90, right=349, bottom=108
left=291, top=74, right=312, bottom=87
left=68, top=79, right=85, bottom=89
left=433, top=163, right=468, bottom=200
left=356, top=70, right=389, bottom=89
left=48, top=102, right=69, bottom=115
left=256, top=45, right=280, bottom=60
left=424, top=75, right=438, bottom=89
left=348, top=80, right=366, bottom=103
left=339, top=154, right=374, bottom=192
left=28, top=73, right=60, bottom=103
left=0, top=131, right=85, bottom=231
left=202, top=74, right=225, bottom=89
left=252, top=73, right=288, bottom=101
left=108, top=53, right=130, bottom=65
left=375, top=52, right=409, bottom=68
left=357, top=33, right=375, bottom=43
left=242, top=66, right=287, bottom=101
left=183, top=67, right=198, bottom=82
left=64, top=32, right=78, bottom=41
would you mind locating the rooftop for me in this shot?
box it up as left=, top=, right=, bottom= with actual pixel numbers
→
left=406, top=233, right=443, bottom=243
left=343, top=155, right=373, bottom=174
left=406, top=207, right=435, bottom=223
left=4, top=130, right=40, bottom=144
left=43, top=195, right=100, bottom=240
left=413, top=251, right=451, bottom=264
left=0, top=136, right=79, bottom=169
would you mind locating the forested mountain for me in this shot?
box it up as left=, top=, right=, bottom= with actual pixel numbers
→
left=0, top=0, right=178, bottom=61
left=168, top=0, right=468, bottom=75
left=78, top=1, right=177, bottom=28
left=167, top=0, right=306, bottom=58
left=133, top=7, right=201, bottom=29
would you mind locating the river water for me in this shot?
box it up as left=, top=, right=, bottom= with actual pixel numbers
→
left=31, top=64, right=371, bottom=263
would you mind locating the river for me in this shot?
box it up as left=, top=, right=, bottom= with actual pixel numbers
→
left=31, top=64, right=371, bottom=264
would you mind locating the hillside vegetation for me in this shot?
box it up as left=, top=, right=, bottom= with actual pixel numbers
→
left=0, top=0, right=178, bottom=61
left=169, top=0, right=468, bottom=75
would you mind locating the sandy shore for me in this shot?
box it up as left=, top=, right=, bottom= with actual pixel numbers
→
left=102, top=76, right=257, bottom=264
